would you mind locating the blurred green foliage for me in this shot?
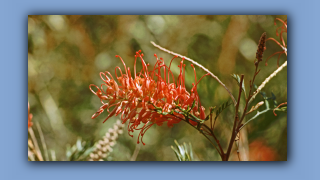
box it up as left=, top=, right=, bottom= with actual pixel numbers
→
left=28, top=15, right=287, bottom=161
left=171, top=140, right=195, bottom=161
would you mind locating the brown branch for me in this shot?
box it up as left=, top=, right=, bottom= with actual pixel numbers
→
left=201, top=123, right=224, bottom=156
left=238, top=65, right=259, bottom=128
left=225, top=74, right=244, bottom=161
left=160, top=108, right=223, bottom=157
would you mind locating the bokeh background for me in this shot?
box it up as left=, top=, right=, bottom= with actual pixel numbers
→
left=28, top=15, right=287, bottom=161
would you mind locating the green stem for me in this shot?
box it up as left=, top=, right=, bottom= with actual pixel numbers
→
left=239, top=109, right=271, bottom=131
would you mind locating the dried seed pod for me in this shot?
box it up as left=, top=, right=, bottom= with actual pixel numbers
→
left=256, top=32, right=267, bottom=62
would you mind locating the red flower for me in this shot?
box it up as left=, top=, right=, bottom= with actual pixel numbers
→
left=266, top=18, right=287, bottom=67
left=28, top=102, right=33, bottom=128
left=90, top=50, right=208, bottom=145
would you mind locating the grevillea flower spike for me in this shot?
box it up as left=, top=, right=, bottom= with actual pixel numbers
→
left=90, top=50, right=208, bottom=145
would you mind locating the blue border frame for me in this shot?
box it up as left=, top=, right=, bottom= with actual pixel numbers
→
left=1, top=0, right=319, bottom=179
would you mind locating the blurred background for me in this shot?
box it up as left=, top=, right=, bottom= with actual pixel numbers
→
left=28, top=15, right=287, bottom=161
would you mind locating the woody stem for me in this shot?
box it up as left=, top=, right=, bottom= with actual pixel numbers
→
left=225, top=75, right=244, bottom=161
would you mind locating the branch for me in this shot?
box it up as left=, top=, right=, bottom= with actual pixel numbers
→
left=130, top=143, right=141, bottom=161
left=239, top=108, right=271, bottom=131
left=150, top=41, right=236, bottom=105
left=225, top=75, right=244, bottom=160
left=249, top=60, right=287, bottom=104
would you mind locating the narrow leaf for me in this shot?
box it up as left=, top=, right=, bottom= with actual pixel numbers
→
left=231, top=74, right=246, bottom=94
left=215, top=100, right=232, bottom=120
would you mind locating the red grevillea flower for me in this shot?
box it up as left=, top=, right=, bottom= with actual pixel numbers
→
left=90, top=50, right=208, bottom=145
left=266, top=18, right=287, bottom=67
left=28, top=102, right=33, bottom=128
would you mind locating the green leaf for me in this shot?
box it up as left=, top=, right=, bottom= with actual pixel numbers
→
left=76, top=138, right=83, bottom=151
left=171, top=146, right=182, bottom=161
left=257, top=89, right=279, bottom=109
left=66, top=137, right=95, bottom=161
left=270, top=92, right=278, bottom=107
left=264, top=98, right=270, bottom=109
left=231, top=74, right=246, bottom=94
left=189, top=143, right=194, bottom=160
left=274, top=105, right=287, bottom=113
left=171, top=140, right=195, bottom=161
left=240, top=89, right=286, bottom=131
left=215, top=100, right=232, bottom=121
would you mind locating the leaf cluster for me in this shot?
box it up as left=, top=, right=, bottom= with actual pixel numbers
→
left=171, top=140, right=194, bottom=161
left=66, top=137, right=95, bottom=161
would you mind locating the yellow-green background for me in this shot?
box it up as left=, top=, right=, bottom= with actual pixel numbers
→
left=28, top=15, right=287, bottom=161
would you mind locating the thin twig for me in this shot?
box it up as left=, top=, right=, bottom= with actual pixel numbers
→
left=28, top=128, right=43, bottom=161
left=36, top=122, right=49, bottom=161
left=238, top=56, right=263, bottom=128
left=249, top=60, right=287, bottom=103
left=150, top=41, right=236, bottom=105
left=239, top=108, right=271, bottom=131
left=180, top=117, right=223, bottom=157
left=225, top=75, right=244, bottom=160
left=201, top=124, right=224, bottom=155
left=210, top=107, right=213, bottom=130
left=130, top=143, right=141, bottom=161
left=235, top=133, right=241, bottom=161
left=28, top=147, right=35, bottom=161
left=273, top=102, right=287, bottom=116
